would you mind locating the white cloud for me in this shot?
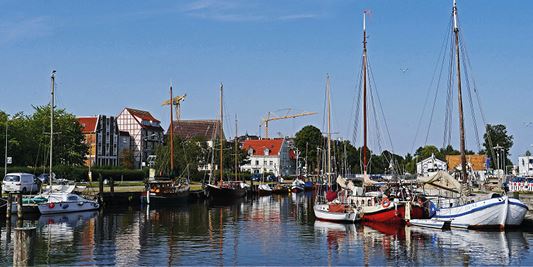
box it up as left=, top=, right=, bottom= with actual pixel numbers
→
left=0, top=16, right=52, bottom=45
left=181, top=0, right=320, bottom=22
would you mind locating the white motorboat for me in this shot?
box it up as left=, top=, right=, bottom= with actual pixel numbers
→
left=37, top=193, right=99, bottom=215
left=313, top=203, right=359, bottom=223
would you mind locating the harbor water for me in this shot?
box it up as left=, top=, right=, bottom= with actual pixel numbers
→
left=1, top=193, right=533, bottom=266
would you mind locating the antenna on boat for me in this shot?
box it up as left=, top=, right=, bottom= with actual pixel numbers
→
left=453, top=0, right=458, bottom=31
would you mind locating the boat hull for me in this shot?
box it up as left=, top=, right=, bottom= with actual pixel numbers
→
left=433, top=196, right=508, bottom=229
left=38, top=201, right=100, bottom=215
left=205, top=184, right=247, bottom=201
left=313, top=204, right=359, bottom=223
left=506, top=197, right=528, bottom=226
left=362, top=203, right=424, bottom=224
left=140, top=190, right=190, bottom=205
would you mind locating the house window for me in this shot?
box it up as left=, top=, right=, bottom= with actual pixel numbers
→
left=269, top=161, right=273, bottom=166
left=264, top=148, right=269, bottom=156
left=255, top=160, right=259, bottom=165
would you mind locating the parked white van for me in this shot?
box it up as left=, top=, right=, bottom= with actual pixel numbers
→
left=2, top=173, right=40, bottom=194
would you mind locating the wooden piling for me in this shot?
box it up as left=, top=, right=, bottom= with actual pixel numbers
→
left=16, top=193, right=22, bottom=219
left=6, top=193, right=12, bottom=218
left=13, top=227, right=36, bottom=267
left=110, top=178, right=115, bottom=194
left=98, top=174, right=104, bottom=204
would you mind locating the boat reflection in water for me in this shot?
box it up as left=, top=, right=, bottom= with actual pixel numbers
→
left=358, top=222, right=529, bottom=266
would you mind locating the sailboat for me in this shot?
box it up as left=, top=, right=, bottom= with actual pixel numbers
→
left=339, top=13, right=425, bottom=224
left=205, top=84, right=248, bottom=201
left=141, top=84, right=190, bottom=205
left=37, top=70, right=100, bottom=215
left=414, top=1, right=527, bottom=229
left=313, top=75, right=360, bottom=223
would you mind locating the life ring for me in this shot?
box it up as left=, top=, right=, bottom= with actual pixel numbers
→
left=48, top=202, right=55, bottom=209
left=381, top=198, right=391, bottom=208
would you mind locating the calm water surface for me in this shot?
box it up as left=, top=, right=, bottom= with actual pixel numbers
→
left=1, top=193, right=532, bottom=266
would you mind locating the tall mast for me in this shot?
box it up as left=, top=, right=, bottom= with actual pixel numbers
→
left=234, top=115, right=238, bottom=181
left=50, top=70, right=56, bottom=187
left=326, top=75, right=332, bottom=188
left=169, top=83, right=174, bottom=174
left=219, top=83, right=224, bottom=185
left=453, top=0, right=468, bottom=182
left=362, top=12, right=369, bottom=177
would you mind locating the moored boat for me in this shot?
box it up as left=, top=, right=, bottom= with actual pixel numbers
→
left=291, top=178, right=305, bottom=193
left=258, top=184, right=273, bottom=196
left=141, top=179, right=190, bottom=205
left=313, top=203, right=359, bottom=222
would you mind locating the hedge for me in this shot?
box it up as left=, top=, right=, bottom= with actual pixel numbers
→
left=0, top=166, right=146, bottom=182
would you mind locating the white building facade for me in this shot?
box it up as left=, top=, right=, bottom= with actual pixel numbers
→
left=240, top=138, right=295, bottom=177
left=117, top=108, right=164, bottom=168
left=518, top=156, right=533, bottom=176
left=416, top=154, right=447, bottom=176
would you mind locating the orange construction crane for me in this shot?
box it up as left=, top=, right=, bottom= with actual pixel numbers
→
left=262, top=111, right=317, bottom=138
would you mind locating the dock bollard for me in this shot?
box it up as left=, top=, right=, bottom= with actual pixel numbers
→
left=13, top=227, right=36, bottom=267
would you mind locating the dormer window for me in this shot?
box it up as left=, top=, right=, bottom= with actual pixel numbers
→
left=264, top=148, right=270, bottom=156
left=248, top=148, right=254, bottom=156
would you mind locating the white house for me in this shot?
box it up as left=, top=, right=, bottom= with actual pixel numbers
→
left=416, top=154, right=447, bottom=176
left=240, top=138, right=295, bottom=177
left=518, top=156, right=533, bottom=176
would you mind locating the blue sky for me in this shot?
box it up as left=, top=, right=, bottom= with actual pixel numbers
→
left=1, top=0, right=532, bottom=160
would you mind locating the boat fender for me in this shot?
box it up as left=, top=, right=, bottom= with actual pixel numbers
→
left=381, top=198, right=391, bottom=208
left=48, top=202, right=55, bottom=209
left=417, top=198, right=424, bottom=207
left=78, top=201, right=84, bottom=206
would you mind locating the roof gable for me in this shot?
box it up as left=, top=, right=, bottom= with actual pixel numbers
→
left=125, top=108, right=160, bottom=123
left=169, top=120, right=224, bottom=140
left=242, top=139, right=285, bottom=156
left=77, top=117, right=98, bottom=133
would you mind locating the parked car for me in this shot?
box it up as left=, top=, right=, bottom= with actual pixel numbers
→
left=2, top=173, right=40, bottom=194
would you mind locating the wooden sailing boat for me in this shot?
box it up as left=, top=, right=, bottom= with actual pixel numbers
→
left=352, top=12, right=424, bottom=224
left=141, top=83, right=190, bottom=205
left=313, top=75, right=359, bottom=223
left=205, top=84, right=248, bottom=201
left=419, top=0, right=528, bottom=229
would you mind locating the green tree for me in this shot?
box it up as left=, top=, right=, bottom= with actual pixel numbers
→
left=415, top=145, right=444, bottom=161
left=483, top=124, right=513, bottom=167
left=294, top=125, right=324, bottom=175
left=119, top=148, right=135, bottom=169
left=29, top=105, right=88, bottom=166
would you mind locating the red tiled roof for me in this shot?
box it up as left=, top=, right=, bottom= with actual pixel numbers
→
left=242, top=139, right=284, bottom=156
left=78, top=117, right=98, bottom=134
left=168, top=120, right=224, bottom=140
left=125, top=108, right=160, bottom=123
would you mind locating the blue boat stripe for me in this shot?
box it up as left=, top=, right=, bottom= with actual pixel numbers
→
left=509, top=201, right=529, bottom=210
left=434, top=201, right=505, bottom=219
